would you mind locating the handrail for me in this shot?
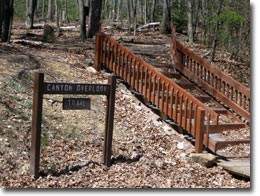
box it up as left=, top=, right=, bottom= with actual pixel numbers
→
left=95, top=31, right=221, bottom=152
left=170, top=25, right=250, bottom=121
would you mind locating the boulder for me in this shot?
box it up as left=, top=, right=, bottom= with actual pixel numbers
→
left=191, top=153, right=216, bottom=168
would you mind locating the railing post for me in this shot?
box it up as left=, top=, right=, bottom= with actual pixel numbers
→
left=171, top=24, right=177, bottom=56
left=95, top=32, right=103, bottom=71
left=195, top=107, right=205, bottom=153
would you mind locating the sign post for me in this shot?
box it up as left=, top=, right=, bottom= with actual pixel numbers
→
left=30, top=72, right=116, bottom=179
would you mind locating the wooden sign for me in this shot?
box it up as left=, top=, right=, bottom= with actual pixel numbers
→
left=30, top=72, right=116, bottom=179
left=43, top=83, right=109, bottom=95
left=63, top=98, right=91, bottom=110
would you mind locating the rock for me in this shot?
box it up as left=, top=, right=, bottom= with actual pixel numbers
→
left=185, top=148, right=196, bottom=155
left=86, top=66, right=97, bottom=73
left=191, top=153, right=216, bottom=168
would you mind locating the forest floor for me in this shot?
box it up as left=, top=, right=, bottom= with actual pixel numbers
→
left=0, top=21, right=250, bottom=188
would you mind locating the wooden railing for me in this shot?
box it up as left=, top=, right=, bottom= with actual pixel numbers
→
left=95, top=32, right=220, bottom=152
left=170, top=25, right=250, bottom=122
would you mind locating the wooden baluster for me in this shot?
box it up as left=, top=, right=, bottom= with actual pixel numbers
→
left=123, top=54, right=128, bottom=82
left=173, top=90, right=179, bottom=122
left=207, top=71, right=210, bottom=84
left=235, top=89, right=238, bottom=104
left=121, top=50, right=125, bottom=79
left=169, top=87, right=174, bottom=118
left=147, top=70, right=152, bottom=102
left=139, top=65, right=144, bottom=94
left=160, top=81, right=165, bottom=113
left=193, top=104, right=198, bottom=135
left=179, top=94, right=183, bottom=126
left=117, top=46, right=121, bottom=75
left=239, top=92, right=243, bottom=107
left=151, top=73, right=156, bottom=104
left=243, top=95, right=247, bottom=110
left=135, top=62, right=139, bottom=91
left=143, top=68, right=148, bottom=99
left=156, top=78, right=161, bottom=107
left=108, top=43, right=112, bottom=69
left=127, top=56, right=132, bottom=85
left=187, top=101, right=193, bottom=133
left=248, top=98, right=250, bottom=112
left=183, top=97, right=188, bottom=130
left=165, top=83, right=169, bottom=115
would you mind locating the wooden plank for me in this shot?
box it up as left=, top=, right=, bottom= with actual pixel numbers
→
left=211, top=108, right=228, bottom=114
left=208, top=123, right=246, bottom=134
left=217, top=159, right=250, bottom=178
left=178, top=82, right=196, bottom=89
left=194, top=95, right=211, bottom=103
left=215, top=140, right=250, bottom=151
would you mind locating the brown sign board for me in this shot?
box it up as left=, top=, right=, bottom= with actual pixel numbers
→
left=43, top=83, right=110, bottom=95
left=63, top=98, right=91, bottom=110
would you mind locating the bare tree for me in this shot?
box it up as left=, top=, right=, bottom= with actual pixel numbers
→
left=1, top=0, right=14, bottom=42
left=187, top=0, right=193, bottom=43
left=151, top=0, right=156, bottom=22
left=160, top=0, right=171, bottom=34
left=87, top=0, right=102, bottom=38
left=25, top=0, right=38, bottom=29
left=78, top=0, right=87, bottom=41
left=47, top=0, right=53, bottom=22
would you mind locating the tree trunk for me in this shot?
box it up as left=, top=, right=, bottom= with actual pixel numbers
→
left=126, top=0, right=131, bottom=33
left=78, top=0, right=87, bottom=41
left=25, top=0, right=37, bottom=29
left=47, top=0, right=53, bottom=22
left=62, top=0, right=69, bottom=24
left=187, top=0, right=193, bottom=43
left=42, top=0, right=45, bottom=19
left=210, top=0, right=224, bottom=63
left=0, top=0, right=3, bottom=37
left=116, top=0, right=121, bottom=21
left=160, top=0, right=171, bottom=34
left=113, top=0, right=118, bottom=21
left=55, top=0, right=61, bottom=35
left=87, top=0, right=102, bottom=38
left=1, top=0, right=14, bottom=42
left=132, top=0, right=137, bottom=36
left=151, top=0, right=156, bottom=22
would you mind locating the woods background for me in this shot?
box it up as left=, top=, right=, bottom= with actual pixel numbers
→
left=0, top=0, right=250, bottom=62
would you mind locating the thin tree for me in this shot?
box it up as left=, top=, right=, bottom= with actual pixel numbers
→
left=210, top=0, right=224, bottom=62
left=187, top=0, right=193, bottom=43
left=151, top=0, right=156, bottom=22
left=47, top=0, right=53, bottom=22
left=78, top=0, right=87, bottom=41
left=160, top=0, right=171, bottom=34
left=25, top=0, right=38, bottom=29
left=0, top=0, right=3, bottom=37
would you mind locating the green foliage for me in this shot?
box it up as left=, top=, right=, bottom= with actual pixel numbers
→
left=171, top=11, right=187, bottom=33
left=216, top=10, right=245, bottom=26
left=13, top=0, right=26, bottom=19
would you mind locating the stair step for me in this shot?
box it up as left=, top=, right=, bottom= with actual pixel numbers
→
left=211, top=108, right=228, bottom=114
left=194, top=95, right=211, bottom=103
left=178, top=82, right=196, bottom=89
left=161, top=71, right=181, bottom=79
left=207, top=123, right=246, bottom=134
